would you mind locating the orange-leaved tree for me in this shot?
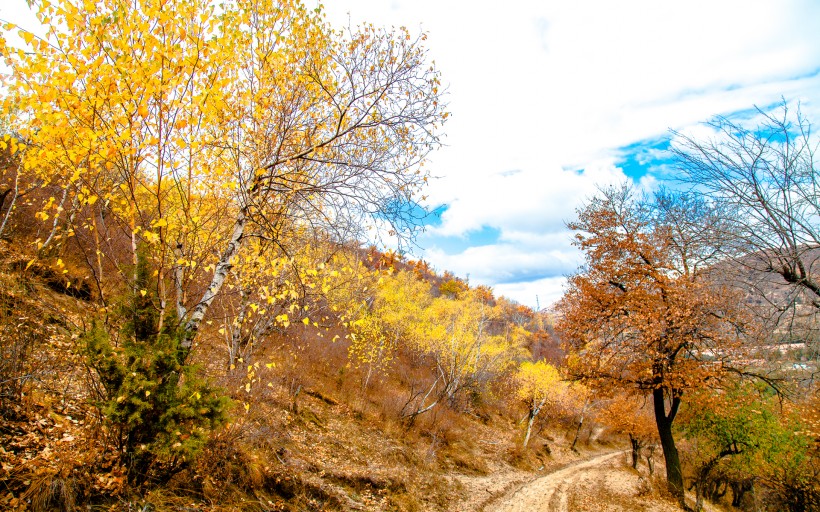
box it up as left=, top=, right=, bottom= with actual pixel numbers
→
left=556, top=185, right=752, bottom=503
left=598, top=393, right=658, bottom=470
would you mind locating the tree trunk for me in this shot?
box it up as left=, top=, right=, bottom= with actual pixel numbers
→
left=730, top=479, right=752, bottom=507
left=646, top=445, right=655, bottom=476
left=571, top=397, right=589, bottom=452
left=0, top=188, right=10, bottom=215
left=629, top=434, right=641, bottom=469
left=694, top=461, right=717, bottom=512
left=523, top=410, right=536, bottom=448
left=39, top=183, right=72, bottom=254
left=0, top=182, right=16, bottom=239
left=707, top=478, right=727, bottom=502
left=173, top=242, right=187, bottom=320
left=695, top=472, right=705, bottom=512
left=653, top=388, right=684, bottom=505
left=183, top=203, right=248, bottom=351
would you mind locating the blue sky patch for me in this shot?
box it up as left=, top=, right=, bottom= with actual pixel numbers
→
left=616, top=137, right=673, bottom=181
left=420, top=224, right=502, bottom=255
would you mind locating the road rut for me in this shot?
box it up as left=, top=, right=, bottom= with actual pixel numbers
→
left=487, top=451, right=625, bottom=512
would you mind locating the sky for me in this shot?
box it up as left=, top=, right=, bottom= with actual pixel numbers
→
left=319, top=0, right=820, bottom=308
left=2, top=0, right=820, bottom=309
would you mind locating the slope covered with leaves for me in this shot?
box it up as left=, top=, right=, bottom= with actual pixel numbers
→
left=0, top=237, right=597, bottom=511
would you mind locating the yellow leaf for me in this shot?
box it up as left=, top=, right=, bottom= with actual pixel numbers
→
left=140, top=289, right=147, bottom=297
left=19, top=30, right=33, bottom=45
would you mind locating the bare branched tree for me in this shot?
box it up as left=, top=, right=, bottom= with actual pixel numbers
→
left=671, top=102, right=820, bottom=356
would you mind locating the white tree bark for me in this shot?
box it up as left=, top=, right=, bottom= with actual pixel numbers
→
left=182, top=203, right=247, bottom=350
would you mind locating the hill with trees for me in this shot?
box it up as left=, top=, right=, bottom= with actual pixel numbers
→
left=0, top=1, right=818, bottom=511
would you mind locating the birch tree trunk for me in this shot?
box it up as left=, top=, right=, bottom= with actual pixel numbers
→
left=182, top=203, right=247, bottom=351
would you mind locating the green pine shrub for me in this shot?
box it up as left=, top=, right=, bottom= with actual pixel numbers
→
left=83, top=249, right=230, bottom=486
left=85, top=325, right=230, bottom=485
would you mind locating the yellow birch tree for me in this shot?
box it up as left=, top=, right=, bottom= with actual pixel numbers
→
left=1, top=0, right=445, bottom=355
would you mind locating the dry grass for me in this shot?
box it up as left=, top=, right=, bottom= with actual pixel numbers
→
left=0, top=239, right=630, bottom=511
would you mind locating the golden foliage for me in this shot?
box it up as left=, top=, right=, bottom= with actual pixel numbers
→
left=2, top=0, right=446, bottom=350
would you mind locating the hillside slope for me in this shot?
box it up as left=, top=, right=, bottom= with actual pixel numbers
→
left=0, top=240, right=625, bottom=511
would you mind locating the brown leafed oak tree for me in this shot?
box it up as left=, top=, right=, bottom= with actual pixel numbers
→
left=598, top=393, right=658, bottom=470
left=556, top=185, right=751, bottom=504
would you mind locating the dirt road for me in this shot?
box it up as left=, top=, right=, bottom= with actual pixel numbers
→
left=486, top=451, right=626, bottom=512
left=476, top=449, right=718, bottom=512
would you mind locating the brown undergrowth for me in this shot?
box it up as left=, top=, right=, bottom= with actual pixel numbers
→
left=0, top=239, right=601, bottom=511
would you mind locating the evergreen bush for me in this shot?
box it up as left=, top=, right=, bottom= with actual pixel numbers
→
left=83, top=250, right=230, bottom=485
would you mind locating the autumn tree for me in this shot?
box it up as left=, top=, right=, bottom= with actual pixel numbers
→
left=410, top=290, right=525, bottom=419
left=514, top=360, right=567, bottom=447
left=0, top=0, right=445, bottom=489
left=439, top=271, right=468, bottom=299
left=672, top=102, right=820, bottom=355
left=220, top=236, right=372, bottom=370
left=0, top=133, right=23, bottom=238
left=678, top=382, right=774, bottom=511
left=83, top=263, right=229, bottom=485
left=599, top=393, right=657, bottom=470
left=1, top=0, right=446, bottom=356
left=556, top=184, right=751, bottom=504
left=363, top=270, right=525, bottom=422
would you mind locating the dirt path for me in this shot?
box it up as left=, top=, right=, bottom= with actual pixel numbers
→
left=486, top=451, right=635, bottom=512
left=474, top=449, right=722, bottom=512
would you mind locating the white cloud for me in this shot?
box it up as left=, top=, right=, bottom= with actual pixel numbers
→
left=428, top=161, right=628, bottom=237
left=417, top=160, right=632, bottom=304
left=493, top=277, right=569, bottom=311
left=319, top=0, right=820, bottom=308
left=5, top=0, right=818, bottom=308
left=425, top=242, right=578, bottom=284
